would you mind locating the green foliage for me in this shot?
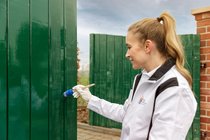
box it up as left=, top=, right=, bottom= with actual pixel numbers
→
left=77, top=70, right=89, bottom=106
left=78, top=70, right=89, bottom=85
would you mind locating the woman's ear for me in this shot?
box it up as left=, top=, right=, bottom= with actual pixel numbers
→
left=144, top=40, right=153, bottom=53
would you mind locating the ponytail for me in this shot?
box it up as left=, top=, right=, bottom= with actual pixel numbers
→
left=128, top=12, right=192, bottom=87
left=158, top=12, right=192, bottom=87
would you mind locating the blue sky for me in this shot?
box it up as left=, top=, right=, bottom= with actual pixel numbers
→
left=77, top=0, right=210, bottom=69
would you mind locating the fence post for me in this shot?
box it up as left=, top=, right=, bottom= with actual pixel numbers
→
left=192, top=6, right=210, bottom=139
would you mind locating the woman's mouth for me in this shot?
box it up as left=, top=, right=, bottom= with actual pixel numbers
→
left=129, top=58, right=133, bottom=62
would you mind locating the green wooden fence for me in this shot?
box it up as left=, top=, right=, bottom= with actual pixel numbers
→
left=0, top=0, right=77, bottom=140
left=89, top=34, right=200, bottom=139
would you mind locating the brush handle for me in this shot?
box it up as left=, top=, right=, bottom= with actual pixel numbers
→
left=63, top=83, right=95, bottom=97
left=82, top=83, right=95, bottom=89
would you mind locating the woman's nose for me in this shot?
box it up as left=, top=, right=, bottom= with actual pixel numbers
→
left=125, top=50, right=130, bottom=59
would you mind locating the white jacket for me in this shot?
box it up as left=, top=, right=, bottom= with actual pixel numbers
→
left=87, top=59, right=197, bottom=140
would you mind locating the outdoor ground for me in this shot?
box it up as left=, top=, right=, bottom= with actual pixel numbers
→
left=77, top=103, right=89, bottom=123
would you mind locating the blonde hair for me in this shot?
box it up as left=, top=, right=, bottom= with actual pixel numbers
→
left=128, top=12, right=192, bottom=87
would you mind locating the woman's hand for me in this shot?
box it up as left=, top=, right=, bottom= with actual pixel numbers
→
left=72, top=85, right=93, bottom=102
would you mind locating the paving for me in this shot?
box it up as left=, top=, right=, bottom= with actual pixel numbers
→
left=77, top=122, right=121, bottom=140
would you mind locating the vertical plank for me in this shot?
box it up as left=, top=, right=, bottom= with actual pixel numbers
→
left=30, top=0, right=49, bottom=139
left=0, top=42, right=7, bottom=140
left=64, top=0, right=77, bottom=139
left=0, top=0, right=7, bottom=139
left=89, top=34, right=95, bottom=99
left=114, top=36, right=123, bottom=102
left=113, top=36, right=123, bottom=128
left=89, top=34, right=95, bottom=125
left=99, top=35, right=107, bottom=127
left=181, top=35, right=193, bottom=74
left=180, top=34, right=200, bottom=140
left=49, top=0, right=65, bottom=139
left=192, top=35, right=200, bottom=140
left=92, top=34, right=101, bottom=126
left=8, top=0, right=30, bottom=139
left=106, top=35, right=115, bottom=127
left=181, top=35, right=193, bottom=140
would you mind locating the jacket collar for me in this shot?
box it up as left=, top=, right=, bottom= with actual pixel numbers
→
left=148, top=59, right=175, bottom=81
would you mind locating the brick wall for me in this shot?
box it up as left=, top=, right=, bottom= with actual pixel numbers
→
left=192, top=6, right=210, bottom=139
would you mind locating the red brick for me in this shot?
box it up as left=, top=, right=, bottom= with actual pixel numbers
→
left=197, top=19, right=210, bottom=27
left=201, top=54, right=206, bottom=60
left=200, top=89, right=210, bottom=94
left=203, top=12, right=210, bottom=20
left=208, top=26, right=210, bottom=32
left=201, top=95, right=207, bottom=101
left=201, top=40, right=207, bottom=47
left=207, top=62, right=210, bottom=67
left=200, top=47, right=210, bottom=54
left=207, top=124, right=210, bottom=131
left=201, top=117, right=210, bottom=123
left=201, top=109, right=207, bottom=115
left=208, top=110, right=210, bottom=116
left=201, top=123, right=207, bottom=130
left=208, top=68, right=210, bottom=74
left=207, top=40, right=210, bottom=46
left=200, top=82, right=207, bottom=88
left=197, top=26, right=207, bottom=34
left=201, top=102, right=210, bottom=109
left=200, top=75, right=210, bottom=81
left=195, top=13, right=203, bottom=21
left=197, top=27, right=207, bottom=33
left=200, top=33, right=210, bottom=40
left=207, top=133, right=210, bottom=138
left=208, top=83, right=210, bottom=88
left=207, top=55, right=210, bottom=60
left=201, top=69, right=207, bottom=75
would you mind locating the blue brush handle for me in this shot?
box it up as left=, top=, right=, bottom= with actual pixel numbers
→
left=63, top=89, right=74, bottom=97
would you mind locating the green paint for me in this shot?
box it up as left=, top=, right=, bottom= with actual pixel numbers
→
left=0, top=0, right=77, bottom=139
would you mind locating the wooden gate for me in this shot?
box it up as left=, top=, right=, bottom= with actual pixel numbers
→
left=0, top=0, right=77, bottom=139
left=89, top=34, right=200, bottom=139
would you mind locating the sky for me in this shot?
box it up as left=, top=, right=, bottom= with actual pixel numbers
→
left=77, top=0, right=210, bottom=70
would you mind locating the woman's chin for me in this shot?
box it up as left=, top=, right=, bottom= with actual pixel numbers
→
left=132, top=64, right=140, bottom=70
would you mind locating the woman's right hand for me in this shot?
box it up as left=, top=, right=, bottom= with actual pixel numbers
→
left=72, top=85, right=93, bottom=102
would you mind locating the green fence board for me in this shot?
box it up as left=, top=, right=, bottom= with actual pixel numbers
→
left=100, top=35, right=107, bottom=127
left=8, top=0, right=30, bottom=139
left=0, top=0, right=7, bottom=140
left=0, top=41, right=7, bottom=140
left=90, top=34, right=200, bottom=139
left=113, top=36, right=124, bottom=128
left=106, top=35, right=115, bottom=127
left=31, top=0, right=49, bottom=139
left=49, top=0, right=65, bottom=139
left=192, top=35, right=200, bottom=140
left=64, top=0, right=77, bottom=139
left=89, top=34, right=95, bottom=126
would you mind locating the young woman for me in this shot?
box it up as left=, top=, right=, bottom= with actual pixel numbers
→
left=73, top=12, right=197, bottom=140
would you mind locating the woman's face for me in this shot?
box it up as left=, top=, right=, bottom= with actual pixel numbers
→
left=125, top=32, right=149, bottom=70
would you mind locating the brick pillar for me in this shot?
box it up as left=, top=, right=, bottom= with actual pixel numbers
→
left=192, top=6, right=210, bottom=139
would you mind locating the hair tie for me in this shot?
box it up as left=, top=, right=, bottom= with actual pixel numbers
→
left=157, top=17, right=163, bottom=24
